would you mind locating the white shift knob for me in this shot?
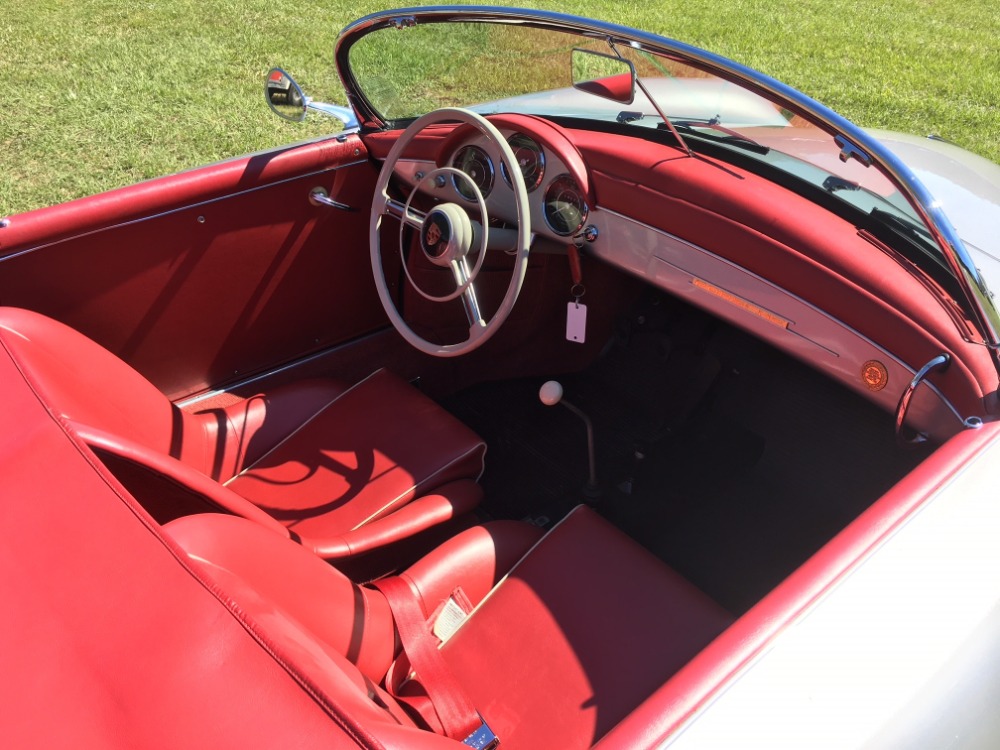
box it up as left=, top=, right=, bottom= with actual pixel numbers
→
left=539, top=380, right=564, bottom=406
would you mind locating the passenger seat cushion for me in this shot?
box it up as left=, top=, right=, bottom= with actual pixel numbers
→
left=226, top=369, right=486, bottom=537
left=434, top=507, right=734, bottom=748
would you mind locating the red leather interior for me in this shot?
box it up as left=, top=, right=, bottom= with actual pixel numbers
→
left=0, top=134, right=387, bottom=401
left=7, top=91, right=992, bottom=749
left=5, top=303, right=996, bottom=748
left=227, top=368, right=486, bottom=549
left=434, top=507, right=734, bottom=747
left=0, top=332, right=383, bottom=749
left=166, top=504, right=733, bottom=749
left=0, top=306, right=486, bottom=559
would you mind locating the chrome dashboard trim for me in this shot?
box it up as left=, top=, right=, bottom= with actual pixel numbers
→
left=591, top=206, right=964, bottom=436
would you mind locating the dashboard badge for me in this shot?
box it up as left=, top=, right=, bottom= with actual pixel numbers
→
left=861, top=360, right=889, bottom=391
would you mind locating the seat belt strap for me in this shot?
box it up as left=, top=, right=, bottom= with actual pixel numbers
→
left=372, top=577, right=498, bottom=748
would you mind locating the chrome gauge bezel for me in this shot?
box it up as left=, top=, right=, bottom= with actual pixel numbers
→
left=500, top=133, right=546, bottom=193
left=451, top=145, right=494, bottom=202
left=543, top=173, right=589, bottom=237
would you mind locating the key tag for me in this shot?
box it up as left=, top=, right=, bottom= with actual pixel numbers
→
left=567, top=284, right=587, bottom=343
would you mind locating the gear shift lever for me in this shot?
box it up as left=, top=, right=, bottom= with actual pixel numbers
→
left=539, top=380, right=600, bottom=502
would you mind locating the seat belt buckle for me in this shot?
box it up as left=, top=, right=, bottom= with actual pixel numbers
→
left=463, top=717, right=499, bottom=749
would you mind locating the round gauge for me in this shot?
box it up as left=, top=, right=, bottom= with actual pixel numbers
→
left=543, top=174, right=589, bottom=237
left=451, top=145, right=494, bottom=201
left=500, top=133, right=545, bottom=192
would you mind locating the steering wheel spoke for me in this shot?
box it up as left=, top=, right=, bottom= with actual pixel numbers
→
left=384, top=195, right=426, bottom=229
left=451, top=259, right=485, bottom=329
left=370, top=107, right=532, bottom=357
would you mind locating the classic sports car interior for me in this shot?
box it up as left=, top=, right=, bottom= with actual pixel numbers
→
left=3, top=7, right=1000, bottom=749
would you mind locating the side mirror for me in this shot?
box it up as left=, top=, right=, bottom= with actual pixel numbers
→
left=265, top=67, right=307, bottom=122
left=571, top=49, right=636, bottom=105
left=264, top=67, right=360, bottom=130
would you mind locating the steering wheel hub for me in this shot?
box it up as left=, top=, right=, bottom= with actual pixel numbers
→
left=421, top=204, right=473, bottom=266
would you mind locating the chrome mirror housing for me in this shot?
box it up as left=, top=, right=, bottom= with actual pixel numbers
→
left=265, top=67, right=359, bottom=130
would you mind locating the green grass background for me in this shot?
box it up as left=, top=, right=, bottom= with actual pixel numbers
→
left=1, top=0, right=997, bottom=216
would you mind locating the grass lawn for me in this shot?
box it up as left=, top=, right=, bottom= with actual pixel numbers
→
left=1, top=0, right=996, bottom=216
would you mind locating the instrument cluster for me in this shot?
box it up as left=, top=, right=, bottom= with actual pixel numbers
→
left=448, top=130, right=589, bottom=239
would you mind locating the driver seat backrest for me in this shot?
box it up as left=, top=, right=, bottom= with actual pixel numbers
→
left=0, top=306, right=486, bottom=559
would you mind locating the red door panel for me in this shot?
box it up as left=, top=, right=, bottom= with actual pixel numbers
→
left=0, top=135, right=387, bottom=400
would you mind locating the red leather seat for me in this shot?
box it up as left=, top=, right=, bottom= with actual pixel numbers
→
left=0, top=306, right=485, bottom=559
left=165, top=506, right=734, bottom=748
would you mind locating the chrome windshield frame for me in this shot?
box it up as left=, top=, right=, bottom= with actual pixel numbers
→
left=335, top=5, right=1000, bottom=371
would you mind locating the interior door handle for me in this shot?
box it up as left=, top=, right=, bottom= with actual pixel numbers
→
left=309, top=186, right=353, bottom=211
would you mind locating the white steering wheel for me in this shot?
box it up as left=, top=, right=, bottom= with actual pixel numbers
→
left=369, top=108, right=531, bottom=357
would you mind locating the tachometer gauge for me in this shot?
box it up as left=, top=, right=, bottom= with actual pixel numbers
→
left=451, top=145, right=494, bottom=201
left=501, top=133, right=545, bottom=192
left=543, top=174, right=588, bottom=236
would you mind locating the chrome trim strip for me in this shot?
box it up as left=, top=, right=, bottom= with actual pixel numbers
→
left=174, top=328, right=390, bottom=408
left=335, top=6, right=1000, bottom=372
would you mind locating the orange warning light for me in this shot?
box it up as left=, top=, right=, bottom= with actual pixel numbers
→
left=862, top=360, right=889, bottom=391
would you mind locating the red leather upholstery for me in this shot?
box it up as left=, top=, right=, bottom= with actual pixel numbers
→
left=167, top=513, right=400, bottom=680
left=400, top=520, right=545, bottom=617
left=166, top=506, right=732, bottom=749
left=0, top=336, right=386, bottom=749
left=165, top=513, right=544, bottom=686
left=0, top=306, right=486, bottom=558
left=227, top=368, right=486, bottom=551
left=433, top=507, right=734, bottom=747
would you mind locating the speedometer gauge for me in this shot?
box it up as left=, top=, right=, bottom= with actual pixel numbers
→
left=452, top=145, right=494, bottom=201
left=543, top=174, right=588, bottom=236
left=501, top=133, right=545, bottom=192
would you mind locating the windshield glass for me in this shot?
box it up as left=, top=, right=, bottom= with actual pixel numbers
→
left=345, top=19, right=951, bottom=287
